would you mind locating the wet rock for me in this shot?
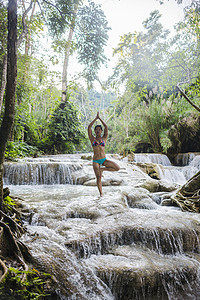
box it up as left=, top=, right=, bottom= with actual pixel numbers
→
left=122, top=186, right=151, bottom=196
left=159, top=180, right=179, bottom=192
left=3, top=187, right=10, bottom=198
left=84, top=179, right=110, bottom=186
left=63, top=192, right=128, bottom=224
left=109, top=154, right=122, bottom=160
left=161, top=198, right=175, bottom=206
left=86, top=246, right=200, bottom=300
left=126, top=191, right=159, bottom=210
left=110, top=179, right=122, bottom=186
left=71, top=167, right=95, bottom=184
left=135, top=162, right=161, bottom=179
left=81, top=155, right=92, bottom=161
left=127, top=152, right=135, bottom=162
left=135, top=179, right=160, bottom=192
left=84, top=177, right=123, bottom=186
left=150, top=192, right=165, bottom=204
left=135, top=178, right=179, bottom=193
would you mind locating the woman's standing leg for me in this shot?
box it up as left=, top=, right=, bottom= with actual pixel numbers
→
left=93, top=162, right=103, bottom=196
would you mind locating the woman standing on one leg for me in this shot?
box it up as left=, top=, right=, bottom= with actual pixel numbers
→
left=88, top=112, right=120, bottom=197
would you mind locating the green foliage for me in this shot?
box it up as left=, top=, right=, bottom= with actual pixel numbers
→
left=44, top=0, right=78, bottom=38
left=5, top=142, right=39, bottom=161
left=3, top=196, right=17, bottom=214
left=14, top=53, right=61, bottom=146
left=112, top=10, right=169, bottom=90
left=0, top=267, right=52, bottom=300
left=3, top=196, right=16, bottom=207
left=42, top=95, right=86, bottom=154
left=105, top=6, right=200, bottom=155
left=1, top=0, right=199, bottom=157
left=76, top=1, right=110, bottom=83
left=45, top=0, right=110, bottom=85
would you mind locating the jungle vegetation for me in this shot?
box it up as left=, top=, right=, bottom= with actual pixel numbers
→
left=1, top=0, right=199, bottom=161
left=0, top=0, right=199, bottom=296
left=0, top=0, right=199, bottom=184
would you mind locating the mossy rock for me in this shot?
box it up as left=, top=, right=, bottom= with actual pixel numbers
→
left=81, top=155, right=92, bottom=161
left=135, top=163, right=160, bottom=180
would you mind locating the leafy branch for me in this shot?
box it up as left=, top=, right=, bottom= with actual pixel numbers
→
left=177, top=81, right=200, bottom=112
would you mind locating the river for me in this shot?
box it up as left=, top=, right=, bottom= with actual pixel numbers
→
left=3, top=152, right=200, bottom=299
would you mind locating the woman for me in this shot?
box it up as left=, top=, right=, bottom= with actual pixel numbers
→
left=88, top=112, right=120, bottom=196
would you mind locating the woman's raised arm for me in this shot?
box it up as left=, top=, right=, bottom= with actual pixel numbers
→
left=88, top=114, right=98, bottom=141
left=98, top=112, right=108, bottom=139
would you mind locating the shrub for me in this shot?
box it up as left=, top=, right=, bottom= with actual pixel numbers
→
left=5, top=141, right=40, bottom=161
left=42, top=99, right=86, bottom=154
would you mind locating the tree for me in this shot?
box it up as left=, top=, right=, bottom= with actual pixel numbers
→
left=107, top=11, right=173, bottom=153
left=0, top=0, right=17, bottom=208
left=42, top=94, right=86, bottom=154
left=45, top=0, right=110, bottom=99
left=157, top=0, right=200, bottom=110
left=106, top=6, right=200, bottom=154
left=0, top=0, right=33, bottom=114
left=75, top=1, right=110, bottom=84
left=0, top=1, right=8, bottom=112
left=173, top=4, right=200, bottom=112
left=112, top=10, right=169, bottom=91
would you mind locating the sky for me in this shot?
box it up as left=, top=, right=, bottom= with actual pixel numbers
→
left=67, top=0, right=185, bottom=88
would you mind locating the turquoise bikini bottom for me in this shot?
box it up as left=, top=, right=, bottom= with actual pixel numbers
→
left=93, top=157, right=106, bottom=165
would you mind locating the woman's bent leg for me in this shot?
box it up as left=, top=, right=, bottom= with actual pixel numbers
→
left=102, top=159, right=120, bottom=172
left=93, top=162, right=103, bottom=196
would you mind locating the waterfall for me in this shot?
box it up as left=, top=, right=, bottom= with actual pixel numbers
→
left=21, top=225, right=114, bottom=300
left=149, top=154, right=200, bottom=185
left=189, top=155, right=200, bottom=169
left=3, top=162, right=80, bottom=185
left=4, top=153, right=199, bottom=186
left=134, top=153, right=172, bottom=166
left=5, top=154, right=200, bottom=299
left=157, top=165, right=187, bottom=185
left=174, top=152, right=200, bottom=166
left=132, top=153, right=200, bottom=185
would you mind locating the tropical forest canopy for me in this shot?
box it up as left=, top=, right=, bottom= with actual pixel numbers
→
left=0, top=0, right=200, bottom=160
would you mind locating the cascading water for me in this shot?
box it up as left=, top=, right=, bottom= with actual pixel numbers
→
left=4, top=153, right=200, bottom=299
left=132, top=153, right=200, bottom=185
left=174, top=153, right=200, bottom=166
left=134, top=153, right=172, bottom=166
left=3, top=162, right=80, bottom=185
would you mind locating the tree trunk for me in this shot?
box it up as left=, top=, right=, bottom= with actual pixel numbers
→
left=171, top=171, right=200, bottom=213
left=177, top=82, right=200, bottom=112
left=23, top=0, right=36, bottom=82
left=0, top=0, right=33, bottom=113
left=62, top=3, right=79, bottom=101
left=0, top=0, right=17, bottom=209
left=0, top=54, right=7, bottom=113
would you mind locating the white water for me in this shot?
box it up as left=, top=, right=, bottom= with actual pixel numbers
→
left=134, top=153, right=172, bottom=166
left=160, top=154, right=200, bottom=184
left=4, top=153, right=200, bottom=299
left=175, top=153, right=200, bottom=166
left=132, top=153, right=200, bottom=185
